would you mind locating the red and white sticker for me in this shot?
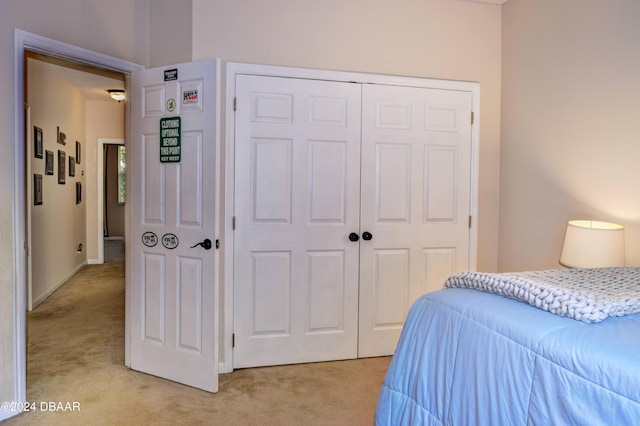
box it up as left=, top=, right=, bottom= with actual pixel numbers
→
left=183, top=90, right=198, bottom=104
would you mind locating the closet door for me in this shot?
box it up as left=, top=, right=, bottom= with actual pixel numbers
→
left=358, top=84, right=473, bottom=357
left=233, top=75, right=362, bottom=368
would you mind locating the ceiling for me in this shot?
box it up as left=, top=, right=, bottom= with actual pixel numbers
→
left=28, top=51, right=125, bottom=102
left=56, top=66, right=125, bottom=102
left=460, top=0, right=510, bottom=4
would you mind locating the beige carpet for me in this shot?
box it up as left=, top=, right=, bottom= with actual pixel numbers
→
left=5, top=262, right=391, bottom=425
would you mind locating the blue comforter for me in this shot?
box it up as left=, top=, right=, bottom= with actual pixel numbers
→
left=375, top=288, right=640, bottom=425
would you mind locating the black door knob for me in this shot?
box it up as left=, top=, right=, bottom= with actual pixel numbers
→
left=191, top=238, right=212, bottom=250
left=362, top=232, right=373, bottom=241
left=349, top=232, right=360, bottom=242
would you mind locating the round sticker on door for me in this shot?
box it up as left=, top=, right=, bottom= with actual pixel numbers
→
left=167, top=98, right=176, bottom=112
left=142, top=232, right=158, bottom=247
left=162, top=233, right=179, bottom=249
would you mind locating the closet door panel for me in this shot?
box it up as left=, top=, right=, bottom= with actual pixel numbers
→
left=424, top=146, right=458, bottom=222
left=359, top=84, right=473, bottom=357
left=251, top=138, right=292, bottom=223
left=376, top=143, right=411, bottom=222
left=234, top=75, right=362, bottom=368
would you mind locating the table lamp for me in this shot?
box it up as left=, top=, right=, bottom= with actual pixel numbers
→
left=559, top=220, right=625, bottom=268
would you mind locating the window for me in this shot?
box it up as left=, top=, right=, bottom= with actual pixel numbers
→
left=118, top=145, right=126, bottom=204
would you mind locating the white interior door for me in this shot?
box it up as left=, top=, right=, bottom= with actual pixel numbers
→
left=233, top=74, right=362, bottom=368
left=129, top=58, right=220, bottom=391
left=358, top=84, right=473, bottom=357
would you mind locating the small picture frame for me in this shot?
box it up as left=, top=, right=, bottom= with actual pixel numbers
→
left=76, top=141, right=81, bottom=164
left=34, top=174, right=43, bottom=205
left=69, top=156, right=76, bottom=177
left=57, top=126, right=66, bottom=145
left=58, top=150, right=66, bottom=184
left=76, top=182, right=82, bottom=204
left=45, top=150, right=54, bottom=175
left=34, top=126, right=43, bottom=159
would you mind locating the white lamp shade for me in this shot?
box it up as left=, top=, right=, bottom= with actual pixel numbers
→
left=559, top=220, right=625, bottom=268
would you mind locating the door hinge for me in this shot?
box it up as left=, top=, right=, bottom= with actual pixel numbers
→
left=232, top=216, right=236, bottom=230
left=233, top=97, right=237, bottom=112
left=232, top=333, right=235, bottom=348
left=469, top=215, right=472, bottom=228
left=470, top=111, right=474, bottom=125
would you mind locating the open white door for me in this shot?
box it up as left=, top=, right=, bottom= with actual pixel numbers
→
left=128, top=58, right=220, bottom=391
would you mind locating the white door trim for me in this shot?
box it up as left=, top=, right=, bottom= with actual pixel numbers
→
left=224, top=62, right=480, bottom=371
left=10, top=29, right=143, bottom=418
left=92, top=138, right=126, bottom=265
left=25, top=107, right=33, bottom=312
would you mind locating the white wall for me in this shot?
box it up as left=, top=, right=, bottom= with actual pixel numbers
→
left=500, top=0, right=640, bottom=271
left=0, top=0, right=149, bottom=413
left=85, top=100, right=125, bottom=262
left=192, top=0, right=503, bottom=273
left=150, top=0, right=193, bottom=67
left=28, top=59, right=87, bottom=307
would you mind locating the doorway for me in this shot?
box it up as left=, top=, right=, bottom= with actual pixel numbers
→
left=13, top=29, right=144, bottom=403
left=25, top=53, right=126, bottom=309
left=96, top=139, right=126, bottom=265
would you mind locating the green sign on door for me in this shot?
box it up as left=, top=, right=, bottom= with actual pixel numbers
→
left=160, top=117, right=181, bottom=163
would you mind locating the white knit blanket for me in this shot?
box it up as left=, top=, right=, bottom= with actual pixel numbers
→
left=444, top=267, right=640, bottom=323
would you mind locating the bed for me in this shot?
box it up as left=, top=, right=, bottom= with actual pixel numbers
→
left=375, top=267, right=640, bottom=425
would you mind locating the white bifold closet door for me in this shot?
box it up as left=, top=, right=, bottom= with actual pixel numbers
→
left=233, top=75, right=362, bottom=368
left=233, top=74, right=472, bottom=368
left=358, top=84, right=472, bottom=357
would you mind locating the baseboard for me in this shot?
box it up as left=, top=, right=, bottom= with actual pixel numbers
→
left=104, top=236, right=124, bottom=241
left=0, top=410, right=20, bottom=422
left=87, top=258, right=102, bottom=265
left=219, top=361, right=233, bottom=374
left=0, top=409, right=19, bottom=422
left=31, top=261, right=88, bottom=309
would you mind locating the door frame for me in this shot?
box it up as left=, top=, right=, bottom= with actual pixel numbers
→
left=224, top=62, right=480, bottom=370
left=11, top=29, right=143, bottom=409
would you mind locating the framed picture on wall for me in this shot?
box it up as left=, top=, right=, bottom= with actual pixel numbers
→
left=76, top=182, right=82, bottom=204
left=56, top=126, right=66, bottom=145
left=45, top=150, right=54, bottom=175
left=76, top=141, right=81, bottom=164
left=69, top=156, right=75, bottom=177
left=34, top=174, right=43, bottom=205
left=58, top=150, right=66, bottom=184
left=34, top=126, right=43, bottom=159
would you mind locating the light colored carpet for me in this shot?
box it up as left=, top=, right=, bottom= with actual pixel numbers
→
left=5, top=261, right=390, bottom=425
left=103, top=239, right=125, bottom=264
